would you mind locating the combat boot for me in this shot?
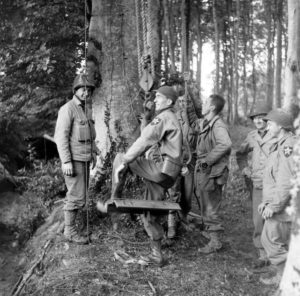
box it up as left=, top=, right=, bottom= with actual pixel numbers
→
left=252, top=249, right=270, bottom=269
left=259, top=263, right=284, bottom=286
left=142, top=240, right=165, bottom=266
left=167, top=212, right=177, bottom=239
left=198, top=232, right=222, bottom=254
left=64, top=210, right=89, bottom=244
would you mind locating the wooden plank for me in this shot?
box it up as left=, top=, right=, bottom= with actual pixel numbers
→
left=106, top=199, right=181, bottom=214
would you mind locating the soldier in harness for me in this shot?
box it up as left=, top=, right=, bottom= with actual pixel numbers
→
left=110, top=86, right=182, bottom=265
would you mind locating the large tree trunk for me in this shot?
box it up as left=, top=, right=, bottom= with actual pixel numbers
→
left=89, top=0, right=161, bottom=160
left=279, top=1, right=300, bottom=295
left=181, top=0, right=190, bottom=73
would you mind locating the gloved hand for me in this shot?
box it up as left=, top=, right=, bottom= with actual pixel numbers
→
left=143, top=99, right=155, bottom=121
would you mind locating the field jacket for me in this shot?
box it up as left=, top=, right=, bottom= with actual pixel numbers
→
left=54, top=96, right=96, bottom=163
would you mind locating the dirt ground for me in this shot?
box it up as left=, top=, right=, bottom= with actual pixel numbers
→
left=0, top=125, right=279, bottom=296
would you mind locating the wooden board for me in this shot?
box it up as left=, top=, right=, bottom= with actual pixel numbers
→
left=106, top=199, right=181, bottom=214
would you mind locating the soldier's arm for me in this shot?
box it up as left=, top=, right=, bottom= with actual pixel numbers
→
left=268, top=142, right=295, bottom=213
left=205, top=124, right=232, bottom=166
left=123, top=117, right=163, bottom=164
left=54, top=106, right=73, bottom=164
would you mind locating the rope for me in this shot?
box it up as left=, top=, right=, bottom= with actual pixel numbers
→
left=84, top=0, right=90, bottom=242
left=135, top=0, right=142, bottom=78
left=147, top=0, right=155, bottom=77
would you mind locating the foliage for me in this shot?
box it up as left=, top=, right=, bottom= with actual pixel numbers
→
left=0, top=0, right=86, bottom=169
left=17, top=158, right=66, bottom=208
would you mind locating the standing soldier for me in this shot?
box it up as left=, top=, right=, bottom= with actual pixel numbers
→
left=167, top=94, right=196, bottom=238
left=258, top=109, right=296, bottom=285
left=236, top=104, right=276, bottom=267
left=110, top=86, right=182, bottom=265
left=187, top=94, right=232, bottom=254
left=55, top=74, right=97, bottom=244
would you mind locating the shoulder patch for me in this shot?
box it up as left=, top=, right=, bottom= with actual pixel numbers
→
left=151, top=117, right=162, bottom=126
left=283, top=146, right=293, bottom=157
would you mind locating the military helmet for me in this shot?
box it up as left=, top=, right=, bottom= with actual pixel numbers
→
left=263, top=108, right=294, bottom=130
left=72, top=74, right=95, bottom=93
left=249, top=103, right=271, bottom=120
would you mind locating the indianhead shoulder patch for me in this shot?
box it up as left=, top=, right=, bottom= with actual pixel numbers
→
left=151, top=117, right=162, bottom=126
left=283, top=146, right=293, bottom=157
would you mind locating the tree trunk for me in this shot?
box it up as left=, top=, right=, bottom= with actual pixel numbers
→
left=89, top=0, right=161, bottom=160
left=275, top=0, right=283, bottom=108
left=163, top=0, right=176, bottom=73
left=265, top=0, right=274, bottom=109
left=232, top=0, right=240, bottom=123
left=181, top=0, right=190, bottom=73
left=212, top=0, right=220, bottom=93
left=279, top=1, right=300, bottom=295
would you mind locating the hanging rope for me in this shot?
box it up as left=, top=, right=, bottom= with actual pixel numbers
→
left=84, top=0, right=90, bottom=243
left=135, top=0, right=142, bottom=78
left=147, top=0, right=155, bottom=77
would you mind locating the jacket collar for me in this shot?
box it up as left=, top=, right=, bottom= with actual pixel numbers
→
left=155, top=106, right=174, bottom=116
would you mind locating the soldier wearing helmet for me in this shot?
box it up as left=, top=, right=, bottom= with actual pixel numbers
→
left=55, top=74, right=97, bottom=245
left=258, top=109, right=296, bottom=286
left=236, top=103, right=277, bottom=268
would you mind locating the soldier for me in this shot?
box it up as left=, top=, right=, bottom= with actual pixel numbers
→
left=111, top=86, right=182, bottom=265
left=236, top=104, right=276, bottom=267
left=187, top=94, right=232, bottom=254
left=167, top=94, right=197, bottom=238
left=55, top=74, right=97, bottom=244
left=258, top=109, right=296, bottom=285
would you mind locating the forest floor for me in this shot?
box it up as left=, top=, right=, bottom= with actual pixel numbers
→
left=0, top=125, right=279, bottom=296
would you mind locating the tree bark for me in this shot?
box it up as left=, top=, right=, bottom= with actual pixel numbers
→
left=89, top=0, right=157, bottom=159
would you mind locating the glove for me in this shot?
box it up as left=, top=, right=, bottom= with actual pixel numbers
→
left=143, top=99, right=155, bottom=121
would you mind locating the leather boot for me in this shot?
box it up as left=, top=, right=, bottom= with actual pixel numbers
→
left=167, top=212, right=177, bottom=239
left=252, top=249, right=270, bottom=268
left=260, top=262, right=284, bottom=286
left=111, top=165, right=128, bottom=199
left=142, top=240, right=164, bottom=266
left=64, top=210, right=89, bottom=244
left=198, top=232, right=222, bottom=254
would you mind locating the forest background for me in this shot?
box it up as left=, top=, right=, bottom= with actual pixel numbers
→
left=1, top=0, right=300, bottom=295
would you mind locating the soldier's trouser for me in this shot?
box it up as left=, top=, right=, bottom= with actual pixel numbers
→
left=252, top=188, right=265, bottom=251
left=261, top=218, right=291, bottom=266
left=113, top=153, right=174, bottom=241
left=168, top=171, right=194, bottom=215
left=198, top=184, right=223, bottom=231
left=63, top=161, right=89, bottom=211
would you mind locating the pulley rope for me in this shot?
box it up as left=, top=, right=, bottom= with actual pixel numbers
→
left=84, top=0, right=90, bottom=243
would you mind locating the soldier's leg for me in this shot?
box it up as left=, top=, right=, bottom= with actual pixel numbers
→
left=252, top=188, right=268, bottom=266
left=167, top=176, right=181, bottom=238
left=198, top=183, right=223, bottom=254
left=111, top=153, right=129, bottom=199
left=63, top=161, right=89, bottom=244
left=260, top=218, right=291, bottom=285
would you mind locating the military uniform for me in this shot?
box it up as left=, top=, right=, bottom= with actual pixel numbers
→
left=191, top=115, right=232, bottom=231
left=55, top=96, right=96, bottom=210
left=113, top=106, right=182, bottom=241
left=237, top=130, right=276, bottom=254
left=261, top=133, right=296, bottom=267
